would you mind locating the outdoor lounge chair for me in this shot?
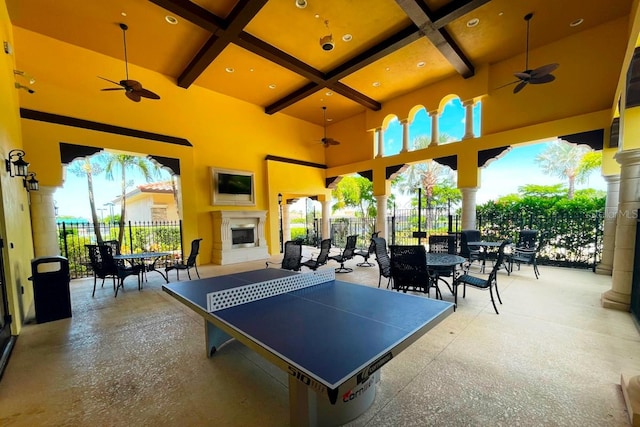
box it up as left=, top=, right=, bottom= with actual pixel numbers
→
left=328, top=234, right=357, bottom=273
left=372, top=237, right=392, bottom=289
left=508, top=230, right=540, bottom=279
left=301, top=238, right=331, bottom=271
left=266, top=240, right=303, bottom=271
left=354, top=231, right=379, bottom=267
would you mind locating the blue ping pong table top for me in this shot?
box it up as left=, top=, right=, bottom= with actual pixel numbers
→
left=163, top=269, right=453, bottom=389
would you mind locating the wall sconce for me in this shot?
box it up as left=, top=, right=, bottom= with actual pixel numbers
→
left=24, top=172, right=39, bottom=192
left=5, top=149, right=29, bottom=177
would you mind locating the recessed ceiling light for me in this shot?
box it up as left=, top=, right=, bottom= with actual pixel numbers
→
left=314, top=14, right=320, bottom=19
left=325, top=91, right=333, bottom=96
left=342, top=34, right=352, bottom=42
left=385, top=67, right=391, bottom=71
left=417, top=61, right=426, bottom=68
left=121, top=12, right=127, bottom=17
left=326, top=118, right=333, bottom=122
left=372, top=81, right=381, bottom=87
left=249, top=68, right=254, bottom=72
left=165, top=15, right=178, bottom=25
left=570, top=18, right=584, bottom=27
left=225, top=67, right=234, bottom=73
left=295, top=0, right=307, bottom=9
left=268, top=84, right=277, bottom=89
left=498, top=11, right=504, bottom=17
left=466, top=18, right=479, bottom=28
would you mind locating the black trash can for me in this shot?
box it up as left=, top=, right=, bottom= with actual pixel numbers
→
left=29, top=256, right=72, bottom=324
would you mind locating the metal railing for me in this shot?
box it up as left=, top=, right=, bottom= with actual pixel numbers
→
left=58, top=220, right=183, bottom=278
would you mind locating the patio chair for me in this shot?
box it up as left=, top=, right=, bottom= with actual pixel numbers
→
left=459, top=229, right=484, bottom=270
left=301, top=238, right=331, bottom=271
left=86, top=244, right=142, bottom=297
left=165, top=238, right=202, bottom=281
left=508, top=230, right=540, bottom=279
left=453, top=240, right=510, bottom=314
left=372, top=237, right=392, bottom=289
left=329, top=235, right=358, bottom=273
left=389, top=245, right=440, bottom=299
left=265, top=240, right=303, bottom=271
left=101, top=239, right=121, bottom=255
left=428, top=235, right=457, bottom=293
left=354, top=231, right=379, bottom=267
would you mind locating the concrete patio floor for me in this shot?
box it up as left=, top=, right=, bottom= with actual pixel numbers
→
left=1, top=249, right=639, bottom=426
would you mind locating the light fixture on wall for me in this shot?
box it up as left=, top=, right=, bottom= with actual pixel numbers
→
left=5, top=149, right=29, bottom=177
left=23, top=172, right=39, bottom=192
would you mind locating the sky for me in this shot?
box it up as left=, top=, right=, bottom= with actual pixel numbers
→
left=54, top=98, right=605, bottom=218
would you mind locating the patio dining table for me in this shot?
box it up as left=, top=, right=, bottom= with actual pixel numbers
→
left=467, top=241, right=511, bottom=273
left=426, top=253, right=466, bottom=295
left=113, top=251, right=172, bottom=285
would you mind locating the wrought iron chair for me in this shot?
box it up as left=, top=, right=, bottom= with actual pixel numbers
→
left=453, top=240, right=510, bottom=314
left=372, top=237, right=392, bottom=289
left=301, top=238, right=331, bottom=270
left=508, top=230, right=540, bottom=279
left=102, top=239, right=121, bottom=255
left=266, top=240, right=303, bottom=271
left=354, top=231, right=379, bottom=267
left=428, top=235, right=457, bottom=293
left=165, top=238, right=202, bottom=281
left=86, top=244, right=142, bottom=297
left=389, top=245, right=441, bottom=299
left=329, top=234, right=358, bottom=273
left=459, top=229, right=484, bottom=270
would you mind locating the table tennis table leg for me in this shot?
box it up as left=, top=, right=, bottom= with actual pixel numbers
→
left=204, top=319, right=233, bottom=358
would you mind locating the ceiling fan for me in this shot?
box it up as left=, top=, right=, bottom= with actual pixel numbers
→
left=501, top=13, right=559, bottom=94
left=321, top=106, right=340, bottom=147
left=98, top=23, right=160, bottom=102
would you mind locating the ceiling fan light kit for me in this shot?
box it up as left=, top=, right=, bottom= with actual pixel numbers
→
left=98, top=22, right=161, bottom=102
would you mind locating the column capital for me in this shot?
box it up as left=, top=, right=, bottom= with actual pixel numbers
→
left=462, top=99, right=475, bottom=107
left=615, top=148, right=640, bottom=166
left=399, top=118, right=409, bottom=125
left=428, top=110, right=439, bottom=118
left=603, top=174, right=621, bottom=184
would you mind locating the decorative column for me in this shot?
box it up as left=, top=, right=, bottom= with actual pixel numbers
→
left=375, top=127, right=384, bottom=158
left=460, top=187, right=478, bottom=230
left=462, top=100, right=475, bottom=140
left=376, top=195, right=388, bottom=239
left=29, top=186, right=60, bottom=257
left=429, top=110, right=439, bottom=147
left=596, top=175, right=620, bottom=275
left=602, top=149, right=640, bottom=310
left=400, top=119, right=410, bottom=153
left=321, top=200, right=331, bottom=242
left=282, top=202, right=291, bottom=243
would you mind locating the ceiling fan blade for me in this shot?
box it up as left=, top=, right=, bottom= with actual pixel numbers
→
left=135, top=88, right=161, bottom=100
left=126, top=91, right=141, bottom=102
left=513, top=81, right=528, bottom=94
left=122, top=80, right=142, bottom=90
left=495, top=79, right=520, bottom=91
left=530, top=63, right=559, bottom=78
left=98, top=76, right=124, bottom=87
left=514, top=72, right=531, bottom=81
left=529, top=74, right=556, bottom=84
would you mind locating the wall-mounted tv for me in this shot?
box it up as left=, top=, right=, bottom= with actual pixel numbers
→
left=211, top=167, right=255, bottom=206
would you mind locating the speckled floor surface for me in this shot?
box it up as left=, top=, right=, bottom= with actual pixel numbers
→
left=0, top=250, right=639, bottom=426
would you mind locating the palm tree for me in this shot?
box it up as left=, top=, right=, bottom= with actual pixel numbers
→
left=535, top=140, right=598, bottom=199
left=67, top=158, right=105, bottom=243
left=100, top=154, right=161, bottom=247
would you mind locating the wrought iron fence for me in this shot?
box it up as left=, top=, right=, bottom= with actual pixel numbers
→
left=58, top=220, right=183, bottom=279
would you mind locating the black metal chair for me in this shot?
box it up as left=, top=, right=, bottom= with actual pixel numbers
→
left=301, top=238, right=331, bottom=270
left=165, top=238, right=202, bottom=281
left=266, top=240, right=303, bottom=271
left=354, top=231, right=379, bottom=267
left=86, top=244, right=142, bottom=297
left=329, top=235, right=357, bottom=273
left=453, top=240, right=510, bottom=314
left=508, top=230, right=540, bottom=279
left=428, top=235, right=457, bottom=293
left=372, top=237, right=392, bottom=289
left=459, top=229, right=484, bottom=270
left=389, top=245, right=440, bottom=299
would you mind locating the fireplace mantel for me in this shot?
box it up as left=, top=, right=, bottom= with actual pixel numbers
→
left=211, top=210, right=269, bottom=265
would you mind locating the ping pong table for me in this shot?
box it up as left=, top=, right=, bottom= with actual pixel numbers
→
left=163, top=268, right=453, bottom=427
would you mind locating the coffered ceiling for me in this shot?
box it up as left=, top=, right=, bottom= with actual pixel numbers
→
left=6, top=0, right=633, bottom=125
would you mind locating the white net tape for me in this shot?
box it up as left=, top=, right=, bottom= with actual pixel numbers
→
left=207, top=269, right=335, bottom=312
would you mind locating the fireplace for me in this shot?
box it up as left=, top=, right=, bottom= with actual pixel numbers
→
left=211, top=210, right=269, bottom=264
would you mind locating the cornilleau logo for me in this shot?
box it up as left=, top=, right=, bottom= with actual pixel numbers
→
left=357, top=352, right=392, bottom=384
left=342, top=376, right=374, bottom=403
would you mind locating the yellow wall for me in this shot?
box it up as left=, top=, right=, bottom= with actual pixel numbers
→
left=1, top=1, right=36, bottom=333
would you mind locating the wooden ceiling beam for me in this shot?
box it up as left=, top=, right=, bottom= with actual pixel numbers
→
left=147, top=0, right=224, bottom=33
left=395, top=0, right=490, bottom=78
left=173, top=0, right=268, bottom=87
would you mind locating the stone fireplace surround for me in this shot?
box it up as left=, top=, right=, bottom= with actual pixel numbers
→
left=211, top=210, right=269, bottom=265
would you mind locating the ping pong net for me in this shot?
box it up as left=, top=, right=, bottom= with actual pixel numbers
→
left=207, top=270, right=335, bottom=312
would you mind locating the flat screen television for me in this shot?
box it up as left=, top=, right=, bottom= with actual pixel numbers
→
left=211, top=168, right=255, bottom=206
